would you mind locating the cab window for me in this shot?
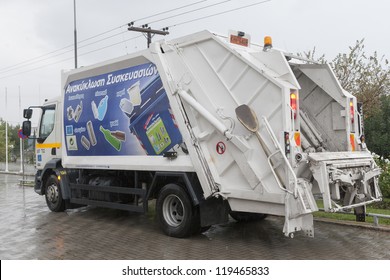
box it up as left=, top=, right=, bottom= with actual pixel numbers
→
left=39, top=106, right=56, bottom=139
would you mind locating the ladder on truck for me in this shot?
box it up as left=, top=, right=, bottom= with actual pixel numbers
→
left=261, top=116, right=318, bottom=237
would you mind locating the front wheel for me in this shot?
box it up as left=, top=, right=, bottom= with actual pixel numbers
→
left=45, top=174, right=65, bottom=212
left=156, top=184, right=199, bottom=238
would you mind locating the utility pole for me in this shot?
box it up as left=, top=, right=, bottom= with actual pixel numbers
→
left=128, top=23, right=169, bottom=48
left=19, top=86, right=23, bottom=173
left=73, top=0, right=78, bottom=68
left=5, top=87, right=9, bottom=172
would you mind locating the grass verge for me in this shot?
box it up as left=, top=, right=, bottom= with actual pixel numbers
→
left=313, top=198, right=390, bottom=226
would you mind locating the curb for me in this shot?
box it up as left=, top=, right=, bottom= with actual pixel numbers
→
left=314, top=217, right=390, bottom=232
left=0, top=171, right=35, bottom=177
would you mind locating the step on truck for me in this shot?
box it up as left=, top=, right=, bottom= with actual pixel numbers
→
left=23, top=30, right=382, bottom=238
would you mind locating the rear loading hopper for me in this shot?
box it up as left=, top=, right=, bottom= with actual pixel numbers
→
left=153, top=31, right=382, bottom=236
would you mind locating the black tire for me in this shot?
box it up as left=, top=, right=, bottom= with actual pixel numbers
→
left=44, top=174, right=65, bottom=212
left=200, top=226, right=211, bottom=233
left=156, top=184, right=199, bottom=238
left=230, top=211, right=267, bottom=222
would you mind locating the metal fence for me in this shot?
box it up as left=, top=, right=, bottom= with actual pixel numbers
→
left=319, top=208, right=390, bottom=227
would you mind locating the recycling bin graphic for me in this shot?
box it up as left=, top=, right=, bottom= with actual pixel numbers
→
left=129, top=76, right=182, bottom=155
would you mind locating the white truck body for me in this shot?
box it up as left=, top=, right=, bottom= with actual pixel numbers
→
left=26, top=30, right=382, bottom=238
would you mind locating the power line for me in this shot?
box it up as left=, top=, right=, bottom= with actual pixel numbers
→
left=147, top=0, right=231, bottom=25
left=0, top=0, right=208, bottom=74
left=0, top=29, right=129, bottom=75
left=0, top=0, right=272, bottom=79
left=0, top=0, right=234, bottom=76
left=0, top=25, right=125, bottom=74
left=135, top=0, right=208, bottom=23
left=168, top=0, right=272, bottom=29
left=79, top=35, right=143, bottom=58
left=0, top=44, right=72, bottom=73
left=0, top=35, right=143, bottom=80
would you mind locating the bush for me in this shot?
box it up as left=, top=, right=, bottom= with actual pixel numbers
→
left=373, top=155, right=390, bottom=198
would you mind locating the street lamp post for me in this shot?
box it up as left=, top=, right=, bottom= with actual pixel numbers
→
left=5, top=87, right=9, bottom=172
left=73, top=0, right=78, bottom=69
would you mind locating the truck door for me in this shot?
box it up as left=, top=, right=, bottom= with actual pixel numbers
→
left=36, top=104, right=61, bottom=169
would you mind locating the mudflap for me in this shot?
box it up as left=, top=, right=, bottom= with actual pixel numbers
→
left=283, top=179, right=318, bottom=238
left=199, top=196, right=229, bottom=227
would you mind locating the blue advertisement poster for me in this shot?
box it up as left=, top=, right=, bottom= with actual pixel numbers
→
left=63, top=62, right=183, bottom=156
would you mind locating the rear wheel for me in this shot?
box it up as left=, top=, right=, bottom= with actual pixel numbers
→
left=230, top=211, right=267, bottom=222
left=45, top=174, right=65, bottom=212
left=156, top=184, right=199, bottom=238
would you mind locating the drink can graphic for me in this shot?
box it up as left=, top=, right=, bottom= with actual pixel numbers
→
left=129, top=77, right=182, bottom=155
left=74, top=101, right=83, bottom=123
left=81, top=135, right=91, bottom=150
left=87, top=120, right=97, bottom=146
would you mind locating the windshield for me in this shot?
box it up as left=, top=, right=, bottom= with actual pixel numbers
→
left=39, top=106, right=56, bottom=139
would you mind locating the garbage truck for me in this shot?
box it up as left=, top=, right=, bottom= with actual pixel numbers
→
left=22, top=30, right=382, bottom=238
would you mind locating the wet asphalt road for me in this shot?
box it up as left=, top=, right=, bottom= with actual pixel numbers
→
left=0, top=173, right=389, bottom=260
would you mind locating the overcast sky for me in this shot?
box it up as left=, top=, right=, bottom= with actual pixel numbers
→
left=0, top=0, right=389, bottom=125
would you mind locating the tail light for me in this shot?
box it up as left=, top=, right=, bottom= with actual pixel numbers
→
left=350, top=100, right=354, bottom=124
left=350, top=134, right=356, bottom=151
left=294, top=132, right=301, bottom=146
left=290, top=90, right=298, bottom=119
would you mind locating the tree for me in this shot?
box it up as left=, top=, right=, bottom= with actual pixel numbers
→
left=330, top=39, right=390, bottom=117
left=364, top=95, right=390, bottom=158
left=9, top=124, right=21, bottom=157
left=299, top=40, right=390, bottom=117
left=0, top=119, right=16, bottom=162
left=329, top=40, right=390, bottom=156
left=299, top=47, right=326, bottom=63
left=300, top=41, right=390, bottom=198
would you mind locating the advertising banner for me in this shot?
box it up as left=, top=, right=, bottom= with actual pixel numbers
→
left=64, top=62, right=183, bottom=156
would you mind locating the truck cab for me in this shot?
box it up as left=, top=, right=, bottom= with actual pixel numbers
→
left=23, top=98, right=62, bottom=196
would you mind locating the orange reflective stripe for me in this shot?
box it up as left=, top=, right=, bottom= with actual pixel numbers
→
left=36, top=143, right=61, bottom=149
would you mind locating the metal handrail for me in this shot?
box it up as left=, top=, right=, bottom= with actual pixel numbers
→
left=262, top=116, right=298, bottom=198
left=367, top=213, right=390, bottom=227
left=267, top=150, right=293, bottom=195
left=318, top=208, right=390, bottom=227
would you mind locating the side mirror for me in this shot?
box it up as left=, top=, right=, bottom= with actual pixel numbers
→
left=22, top=120, right=32, bottom=137
left=235, top=104, right=259, bottom=132
left=23, top=109, right=33, bottom=119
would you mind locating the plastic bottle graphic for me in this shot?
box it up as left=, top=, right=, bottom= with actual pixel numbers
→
left=100, top=126, right=121, bottom=151
left=96, top=95, right=108, bottom=121
left=91, top=101, right=98, bottom=119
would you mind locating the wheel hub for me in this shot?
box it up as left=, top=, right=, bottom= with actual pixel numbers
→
left=162, top=194, right=185, bottom=227
left=47, top=184, right=59, bottom=203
